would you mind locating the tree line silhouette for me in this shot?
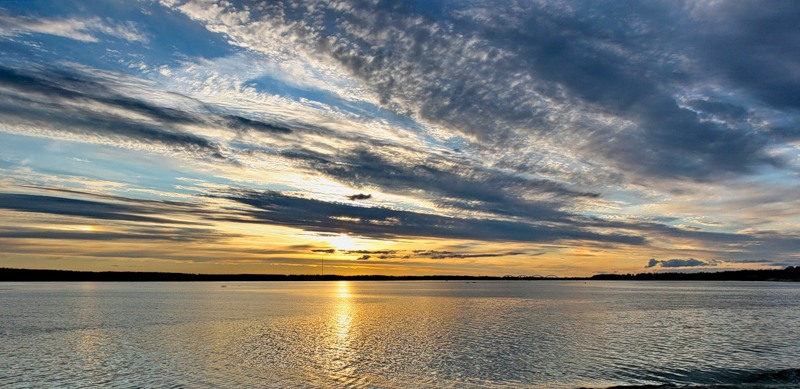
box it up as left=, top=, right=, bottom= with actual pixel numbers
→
left=1, top=267, right=798, bottom=282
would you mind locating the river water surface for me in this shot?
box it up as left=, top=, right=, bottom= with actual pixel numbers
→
left=2, top=281, right=799, bottom=388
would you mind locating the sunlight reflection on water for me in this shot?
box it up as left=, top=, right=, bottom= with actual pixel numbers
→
left=322, top=281, right=363, bottom=387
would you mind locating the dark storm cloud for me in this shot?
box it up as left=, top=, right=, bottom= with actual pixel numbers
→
left=218, top=189, right=645, bottom=245
left=646, top=258, right=713, bottom=268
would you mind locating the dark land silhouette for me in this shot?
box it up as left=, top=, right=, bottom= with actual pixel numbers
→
left=591, top=266, right=800, bottom=281
left=1, top=267, right=798, bottom=282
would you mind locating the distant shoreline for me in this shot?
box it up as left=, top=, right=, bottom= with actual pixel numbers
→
left=1, top=267, right=798, bottom=282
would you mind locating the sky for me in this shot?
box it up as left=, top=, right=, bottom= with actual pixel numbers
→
left=0, top=0, right=798, bottom=276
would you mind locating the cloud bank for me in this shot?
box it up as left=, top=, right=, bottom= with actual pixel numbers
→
left=646, top=258, right=716, bottom=269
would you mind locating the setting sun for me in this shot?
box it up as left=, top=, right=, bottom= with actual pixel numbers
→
left=326, top=233, right=358, bottom=251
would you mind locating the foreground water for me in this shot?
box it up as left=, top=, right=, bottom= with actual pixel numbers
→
left=1, top=281, right=799, bottom=388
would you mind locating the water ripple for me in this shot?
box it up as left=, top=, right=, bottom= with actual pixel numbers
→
left=1, top=281, right=799, bottom=388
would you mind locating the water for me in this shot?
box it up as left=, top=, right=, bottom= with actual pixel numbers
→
left=1, top=281, right=799, bottom=388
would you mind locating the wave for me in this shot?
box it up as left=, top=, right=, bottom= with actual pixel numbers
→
left=743, top=368, right=800, bottom=386
left=587, top=368, right=800, bottom=389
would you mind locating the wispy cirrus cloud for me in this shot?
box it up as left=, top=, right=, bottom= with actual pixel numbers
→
left=0, top=13, right=148, bottom=43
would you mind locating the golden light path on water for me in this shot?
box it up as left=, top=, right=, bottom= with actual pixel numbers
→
left=322, top=281, right=364, bottom=387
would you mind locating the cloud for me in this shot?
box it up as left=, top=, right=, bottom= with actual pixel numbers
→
left=0, top=14, right=148, bottom=43
left=0, top=64, right=596, bottom=229
left=687, top=0, right=800, bottom=111
left=312, top=248, right=525, bottom=261
left=646, top=258, right=715, bottom=268
left=409, top=250, right=526, bottom=260
left=222, top=114, right=293, bottom=134
left=4, top=183, right=800, bottom=269
left=0, top=66, right=307, bottom=160
left=0, top=190, right=240, bottom=245
left=219, top=189, right=645, bottom=245
left=163, top=0, right=797, bottom=183
left=0, top=192, right=194, bottom=225
left=346, top=193, right=371, bottom=200
left=0, top=226, right=222, bottom=242
left=289, top=146, right=586, bottom=221
left=0, top=66, right=222, bottom=155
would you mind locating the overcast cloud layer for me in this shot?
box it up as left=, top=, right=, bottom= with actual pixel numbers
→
left=0, top=0, right=798, bottom=275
